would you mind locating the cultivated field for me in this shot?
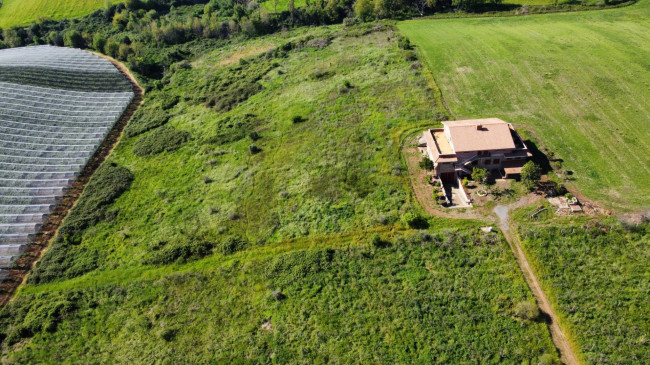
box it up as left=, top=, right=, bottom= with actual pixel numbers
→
left=0, top=46, right=133, bottom=279
left=399, top=1, right=650, bottom=210
left=0, top=0, right=121, bottom=28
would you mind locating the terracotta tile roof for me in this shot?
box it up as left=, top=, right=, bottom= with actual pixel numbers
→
left=442, top=118, right=516, bottom=153
left=424, top=129, right=457, bottom=163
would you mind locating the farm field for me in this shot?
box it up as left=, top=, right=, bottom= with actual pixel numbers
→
left=398, top=0, right=650, bottom=211
left=0, top=45, right=133, bottom=277
left=513, top=208, right=650, bottom=363
left=0, top=0, right=122, bottom=28
left=0, top=26, right=559, bottom=362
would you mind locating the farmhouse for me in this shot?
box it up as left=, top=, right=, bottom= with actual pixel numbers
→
left=422, top=118, right=531, bottom=182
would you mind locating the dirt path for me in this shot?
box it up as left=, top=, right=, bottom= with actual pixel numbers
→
left=495, top=203, right=580, bottom=365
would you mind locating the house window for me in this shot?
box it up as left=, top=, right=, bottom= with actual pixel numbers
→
left=493, top=159, right=500, bottom=164
left=472, top=160, right=478, bottom=166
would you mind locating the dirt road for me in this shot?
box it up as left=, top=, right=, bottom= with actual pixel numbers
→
left=495, top=204, right=580, bottom=365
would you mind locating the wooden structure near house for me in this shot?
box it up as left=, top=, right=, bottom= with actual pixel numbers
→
left=422, top=118, right=532, bottom=181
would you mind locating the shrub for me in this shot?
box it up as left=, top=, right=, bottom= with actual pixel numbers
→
left=146, top=239, right=216, bottom=265
left=133, top=126, right=190, bottom=156
left=217, top=236, right=248, bottom=255
left=403, top=51, right=417, bottom=61
left=310, top=69, right=335, bottom=80
left=249, top=131, right=260, bottom=141
left=397, top=36, right=412, bottom=50
left=159, top=93, right=180, bottom=110
left=370, top=233, right=384, bottom=248
left=249, top=144, right=262, bottom=154
left=402, top=213, right=429, bottom=229
left=462, top=177, right=469, bottom=186
left=343, top=80, right=352, bottom=89
left=515, top=301, right=540, bottom=320
left=471, top=167, right=489, bottom=185
left=537, top=353, right=560, bottom=365
left=522, top=161, right=542, bottom=191
left=292, top=115, right=306, bottom=124
left=270, top=290, right=286, bottom=300
left=124, top=105, right=171, bottom=137
left=419, top=156, right=433, bottom=171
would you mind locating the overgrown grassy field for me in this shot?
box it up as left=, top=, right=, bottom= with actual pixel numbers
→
left=0, top=0, right=121, bottom=27
left=0, top=26, right=560, bottom=362
left=1, top=226, right=557, bottom=363
left=399, top=1, right=650, bottom=211
left=513, top=208, right=650, bottom=363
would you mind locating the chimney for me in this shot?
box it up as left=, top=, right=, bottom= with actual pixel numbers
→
left=476, top=124, right=483, bottom=130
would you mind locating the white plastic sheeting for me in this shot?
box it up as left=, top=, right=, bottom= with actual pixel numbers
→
left=0, top=46, right=134, bottom=278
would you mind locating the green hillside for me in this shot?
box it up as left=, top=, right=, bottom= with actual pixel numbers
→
left=0, top=0, right=121, bottom=28
left=399, top=1, right=650, bottom=211
left=0, top=26, right=560, bottom=362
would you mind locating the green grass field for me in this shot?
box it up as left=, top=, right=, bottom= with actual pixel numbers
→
left=0, top=0, right=122, bottom=28
left=399, top=1, right=650, bottom=211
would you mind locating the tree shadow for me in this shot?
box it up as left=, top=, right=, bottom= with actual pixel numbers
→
left=524, top=139, right=552, bottom=174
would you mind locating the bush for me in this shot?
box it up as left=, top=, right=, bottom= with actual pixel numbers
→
left=419, top=156, right=434, bottom=171
left=249, top=131, right=260, bottom=141
left=370, top=233, right=388, bottom=248
left=146, top=239, right=216, bottom=265
left=515, top=301, right=540, bottom=320
left=471, top=167, right=489, bottom=185
left=249, top=144, right=262, bottom=154
left=401, top=212, right=429, bottom=229
left=124, top=105, right=171, bottom=137
left=397, top=36, right=412, bottom=50
left=537, top=353, right=560, bottom=365
left=522, top=161, right=542, bottom=191
left=133, top=126, right=190, bottom=156
left=403, top=51, right=417, bottom=61
left=292, top=115, right=306, bottom=123
left=217, top=236, right=248, bottom=255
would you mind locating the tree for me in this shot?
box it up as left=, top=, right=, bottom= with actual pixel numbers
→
left=63, top=30, right=84, bottom=48
left=354, top=0, right=374, bottom=21
left=104, top=38, right=120, bottom=58
left=521, top=161, right=542, bottom=191
left=93, top=34, right=107, bottom=52
left=471, top=167, right=489, bottom=186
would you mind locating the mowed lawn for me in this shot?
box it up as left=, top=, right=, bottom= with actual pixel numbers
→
left=399, top=2, right=650, bottom=210
left=0, top=0, right=122, bottom=27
